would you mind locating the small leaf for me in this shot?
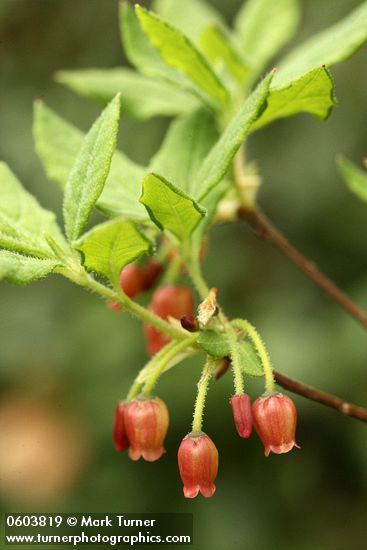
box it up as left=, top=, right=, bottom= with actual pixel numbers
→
left=234, top=0, right=300, bottom=72
left=197, top=330, right=230, bottom=358
left=238, top=339, right=264, bottom=377
left=149, top=108, right=219, bottom=195
left=76, top=219, right=152, bottom=283
left=135, top=5, right=229, bottom=110
left=195, top=71, right=274, bottom=201
left=252, top=67, right=336, bottom=131
left=34, top=101, right=148, bottom=221
left=63, top=94, right=121, bottom=243
left=0, top=250, right=60, bottom=286
left=140, top=173, right=206, bottom=240
left=338, top=156, right=367, bottom=204
left=56, top=68, right=199, bottom=120
left=0, top=162, right=66, bottom=258
left=199, top=25, right=249, bottom=84
left=274, top=2, right=367, bottom=88
left=153, top=0, right=224, bottom=43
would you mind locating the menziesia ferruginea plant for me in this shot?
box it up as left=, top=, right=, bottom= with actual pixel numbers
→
left=1, top=0, right=367, bottom=500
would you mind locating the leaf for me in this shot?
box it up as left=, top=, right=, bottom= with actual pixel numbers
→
left=337, top=156, right=367, bottom=204
left=0, top=250, right=60, bottom=285
left=76, top=218, right=152, bottom=283
left=0, top=162, right=66, bottom=258
left=63, top=94, right=121, bottom=243
left=195, top=71, right=274, bottom=201
left=153, top=0, right=224, bottom=43
left=234, top=0, right=300, bottom=72
left=135, top=5, right=229, bottom=110
left=197, top=330, right=230, bottom=358
left=274, top=2, right=367, bottom=88
left=252, top=67, right=336, bottom=131
left=149, top=108, right=219, bottom=195
left=34, top=101, right=148, bottom=221
left=55, top=68, right=199, bottom=120
left=199, top=25, right=249, bottom=85
left=140, top=173, right=206, bottom=241
left=238, top=339, right=264, bottom=377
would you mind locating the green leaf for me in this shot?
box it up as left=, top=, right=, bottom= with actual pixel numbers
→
left=199, top=25, right=249, bottom=85
left=234, top=0, right=300, bottom=72
left=34, top=101, right=148, bottom=221
left=197, top=330, right=230, bottom=358
left=238, top=339, right=264, bottom=377
left=135, top=5, right=229, bottom=110
left=149, top=108, right=219, bottom=195
left=252, top=67, right=336, bottom=131
left=0, top=250, right=60, bottom=286
left=337, top=156, right=367, bottom=204
left=76, top=218, right=152, bottom=283
left=63, top=94, right=121, bottom=243
left=55, top=68, right=199, bottom=120
left=153, top=0, right=224, bottom=43
left=140, top=173, right=206, bottom=240
left=274, top=2, right=367, bottom=88
left=0, top=162, right=66, bottom=258
left=195, top=71, right=274, bottom=201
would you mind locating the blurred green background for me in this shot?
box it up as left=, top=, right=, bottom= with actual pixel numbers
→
left=0, top=1, right=366, bottom=548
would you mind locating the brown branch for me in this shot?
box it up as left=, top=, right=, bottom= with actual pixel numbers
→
left=239, top=207, right=367, bottom=330
left=274, top=370, right=367, bottom=423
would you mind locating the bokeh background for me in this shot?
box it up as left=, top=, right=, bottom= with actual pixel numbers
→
left=0, top=1, right=366, bottom=548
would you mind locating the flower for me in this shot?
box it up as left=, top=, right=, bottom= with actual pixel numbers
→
left=230, top=394, right=252, bottom=438
left=124, top=397, right=169, bottom=461
left=252, top=393, right=300, bottom=456
left=178, top=432, right=218, bottom=498
left=112, top=402, right=129, bottom=452
left=119, top=264, right=145, bottom=298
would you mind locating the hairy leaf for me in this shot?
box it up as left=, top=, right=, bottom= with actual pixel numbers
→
left=135, top=5, right=229, bottom=110
left=338, top=156, right=367, bottom=204
left=238, top=339, right=264, bottom=376
left=63, top=94, right=121, bottom=242
left=234, top=0, right=300, bottom=71
left=153, top=0, right=223, bottom=42
left=150, top=108, right=218, bottom=195
left=76, top=219, right=152, bottom=283
left=195, top=71, right=274, bottom=201
left=197, top=330, right=230, bottom=358
left=0, top=250, right=60, bottom=285
left=55, top=68, right=199, bottom=120
left=253, top=67, right=336, bottom=131
left=34, top=101, right=148, bottom=221
left=275, top=2, right=367, bottom=87
left=0, top=162, right=66, bottom=258
left=140, top=173, right=206, bottom=240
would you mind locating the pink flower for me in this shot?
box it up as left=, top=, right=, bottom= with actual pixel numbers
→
left=252, top=393, right=300, bottom=456
left=124, top=397, right=169, bottom=461
left=178, top=433, right=218, bottom=498
left=112, top=402, right=129, bottom=452
left=230, top=394, right=252, bottom=438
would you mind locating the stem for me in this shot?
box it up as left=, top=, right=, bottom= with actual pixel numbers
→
left=232, top=318, right=275, bottom=393
left=143, top=335, right=198, bottom=396
left=192, top=358, right=214, bottom=434
left=224, top=322, right=245, bottom=395
left=273, top=370, right=367, bottom=423
left=239, top=207, right=367, bottom=331
left=126, top=381, right=142, bottom=402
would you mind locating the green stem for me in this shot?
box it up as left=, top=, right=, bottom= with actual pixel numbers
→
left=143, top=335, right=198, bottom=396
left=224, top=321, right=245, bottom=395
left=232, top=318, right=275, bottom=393
left=58, top=263, right=187, bottom=341
left=126, top=381, right=142, bottom=402
left=192, top=358, right=214, bottom=434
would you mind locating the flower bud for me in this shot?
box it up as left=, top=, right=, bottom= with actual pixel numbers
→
left=142, top=261, right=163, bottom=291
left=230, top=394, right=252, bottom=438
left=252, top=393, right=300, bottom=456
left=119, top=264, right=145, bottom=299
left=112, top=402, right=129, bottom=452
left=178, top=432, right=218, bottom=498
left=124, top=397, right=169, bottom=461
left=180, top=315, right=199, bottom=333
